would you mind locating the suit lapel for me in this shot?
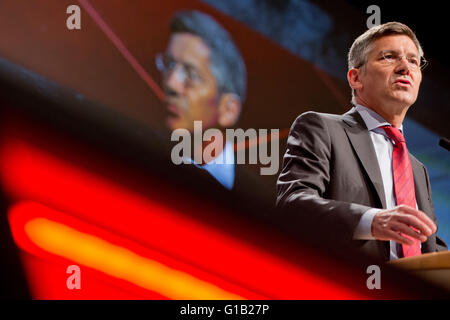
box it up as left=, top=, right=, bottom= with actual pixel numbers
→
left=410, top=155, right=429, bottom=213
left=342, top=109, right=387, bottom=209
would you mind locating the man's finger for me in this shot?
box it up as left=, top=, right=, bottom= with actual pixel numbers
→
left=397, top=213, right=433, bottom=237
left=390, top=221, right=427, bottom=242
left=385, top=230, right=414, bottom=246
left=398, top=205, right=437, bottom=233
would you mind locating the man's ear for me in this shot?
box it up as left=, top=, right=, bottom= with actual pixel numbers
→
left=217, top=93, right=242, bottom=128
left=347, top=68, right=363, bottom=92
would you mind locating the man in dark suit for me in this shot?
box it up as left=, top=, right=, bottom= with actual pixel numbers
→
left=157, top=10, right=246, bottom=191
left=277, top=22, right=447, bottom=261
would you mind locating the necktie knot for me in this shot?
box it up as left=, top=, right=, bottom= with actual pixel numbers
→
left=381, top=125, right=405, bottom=145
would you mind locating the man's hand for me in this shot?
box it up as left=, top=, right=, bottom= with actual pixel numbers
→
left=371, top=205, right=437, bottom=245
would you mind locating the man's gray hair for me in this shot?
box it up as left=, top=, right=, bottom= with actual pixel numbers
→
left=348, top=22, right=424, bottom=105
left=170, top=10, right=247, bottom=103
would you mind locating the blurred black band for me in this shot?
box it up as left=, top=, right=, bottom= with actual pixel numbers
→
left=439, top=137, right=450, bottom=151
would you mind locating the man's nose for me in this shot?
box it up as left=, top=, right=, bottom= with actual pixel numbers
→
left=395, top=56, right=412, bottom=75
left=165, top=65, right=186, bottom=94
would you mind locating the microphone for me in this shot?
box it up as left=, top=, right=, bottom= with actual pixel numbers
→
left=439, top=137, right=450, bottom=151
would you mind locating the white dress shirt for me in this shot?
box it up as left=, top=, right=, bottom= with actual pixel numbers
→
left=352, top=104, right=419, bottom=260
left=187, top=141, right=235, bottom=190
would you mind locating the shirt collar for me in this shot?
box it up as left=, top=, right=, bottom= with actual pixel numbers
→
left=355, top=104, right=404, bottom=134
left=188, top=141, right=235, bottom=190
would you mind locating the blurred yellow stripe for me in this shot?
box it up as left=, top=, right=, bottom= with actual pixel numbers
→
left=25, top=217, right=244, bottom=300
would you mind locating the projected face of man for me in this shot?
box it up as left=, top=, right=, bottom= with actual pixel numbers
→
left=163, top=33, right=221, bottom=132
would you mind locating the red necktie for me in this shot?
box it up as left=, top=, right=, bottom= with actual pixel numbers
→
left=382, top=126, right=421, bottom=257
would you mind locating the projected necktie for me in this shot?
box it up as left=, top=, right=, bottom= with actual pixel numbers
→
left=382, top=126, right=421, bottom=257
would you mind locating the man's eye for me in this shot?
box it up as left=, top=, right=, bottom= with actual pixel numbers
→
left=187, top=70, right=201, bottom=82
left=409, top=58, right=419, bottom=66
left=383, top=54, right=394, bottom=60
left=163, top=56, right=176, bottom=69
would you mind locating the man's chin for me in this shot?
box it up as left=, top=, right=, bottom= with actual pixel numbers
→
left=166, top=117, right=195, bottom=132
left=166, top=117, right=178, bottom=132
left=390, top=92, right=417, bottom=107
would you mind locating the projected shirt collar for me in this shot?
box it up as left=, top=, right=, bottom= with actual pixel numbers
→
left=186, top=141, right=235, bottom=190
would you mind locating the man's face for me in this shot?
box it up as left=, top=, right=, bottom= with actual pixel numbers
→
left=356, top=35, right=422, bottom=114
left=162, top=33, right=220, bottom=132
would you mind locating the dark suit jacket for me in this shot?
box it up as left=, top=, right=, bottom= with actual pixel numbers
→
left=276, top=108, right=447, bottom=261
left=178, top=151, right=276, bottom=210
